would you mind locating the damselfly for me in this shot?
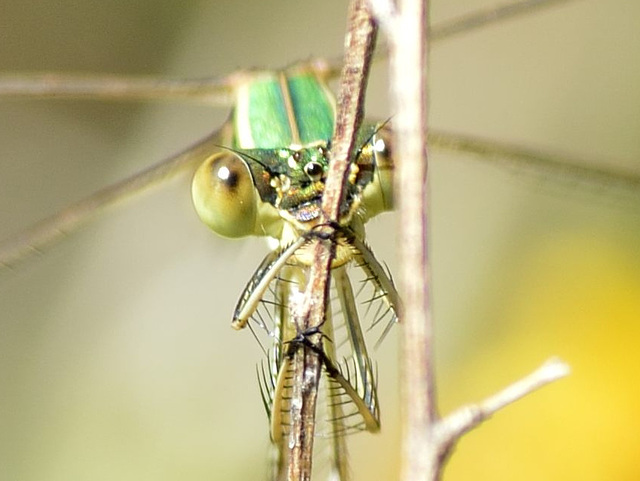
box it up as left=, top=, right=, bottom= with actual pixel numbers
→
left=1, top=1, right=639, bottom=481
left=188, top=64, right=398, bottom=478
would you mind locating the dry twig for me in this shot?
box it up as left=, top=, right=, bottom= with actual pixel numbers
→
left=369, top=0, right=570, bottom=479
left=285, top=1, right=378, bottom=479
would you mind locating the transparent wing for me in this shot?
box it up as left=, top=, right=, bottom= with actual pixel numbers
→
left=238, top=232, right=399, bottom=441
left=0, top=73, right=235, bottom=105
left=430, top=130, right=640, bottom=197
left=0, top=127, right=225, bottom=269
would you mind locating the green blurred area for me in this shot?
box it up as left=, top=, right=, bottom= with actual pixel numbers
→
left=0, top=1, right=639, bottom=480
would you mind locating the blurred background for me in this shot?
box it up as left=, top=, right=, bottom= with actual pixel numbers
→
left=0, top=0, right=638, bottom=480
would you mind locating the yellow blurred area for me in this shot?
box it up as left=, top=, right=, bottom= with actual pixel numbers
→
left=444, top=233, right=640, bottom=480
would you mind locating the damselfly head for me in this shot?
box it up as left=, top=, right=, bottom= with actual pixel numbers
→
left=244, top=143, right=331, bottom=226
left=192, top=67, right=395, bottom=246
left=192, top=127, right=395, bottom=243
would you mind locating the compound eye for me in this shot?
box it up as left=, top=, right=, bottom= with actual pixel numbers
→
left=361, top=124, right=394, bottom=219
left=303, top=161, right=324, bottom=181
left=191, top=151, right=258, bottom=238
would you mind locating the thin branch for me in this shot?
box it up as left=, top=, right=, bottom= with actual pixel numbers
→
left=285, top=1, right=378, bottom=480
left=371, top=0, right=434, bottom=479
left=434, top=358, right=570, bottom=452
left=373, top=1, right=573, bottom=479
left=0, top=129, right=223, bottom=271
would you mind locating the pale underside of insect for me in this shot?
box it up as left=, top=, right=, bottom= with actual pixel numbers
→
left=1, top=1, right=639, bottom=481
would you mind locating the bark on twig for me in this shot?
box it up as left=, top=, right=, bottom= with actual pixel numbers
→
left=369, top=0, right=570, bottom=479
left=285, top=1, right=378, bottom=479
left=370, top=0, right=435, bottom=478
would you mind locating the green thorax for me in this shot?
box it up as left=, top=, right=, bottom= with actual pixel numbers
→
left=233, top=69, right=336, bottom=149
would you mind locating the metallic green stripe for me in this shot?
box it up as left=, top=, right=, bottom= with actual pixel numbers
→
left=234, top=71, right=336, bottom=149
left=235, top=76, right=292, bottom=149
left=287, top=74, right=335, bottom=144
